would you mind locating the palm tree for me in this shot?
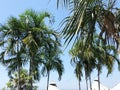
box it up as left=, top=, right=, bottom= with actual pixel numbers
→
left=92, top=35, right=119, bottom=90
left=42, top=57, right=64, bottom=90
left=69, top=41, right=82, bottom=90
left=41, top=37, right=64, bottom=90
left=69, top=37, right=95, bottom=90
left=69, top=33, right=119, bottom=90
left=57, top=0, right=120, bottom=50
left=71, top=61, right=83, bottom=90
left=58, top=1, right=120, bottom=88
left=6, top=69, right=37, bottom=90
left=21, top=9, right=60, bottom=90
left=75, top=62, right=83, bottom=90
left=0, top=16, right=26, bottom=90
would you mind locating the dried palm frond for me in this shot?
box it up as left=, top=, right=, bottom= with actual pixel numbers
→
left=99, top=10, right=119, bottom=47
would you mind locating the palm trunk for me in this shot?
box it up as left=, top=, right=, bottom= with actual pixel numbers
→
left=85, top=72, right=88, bottom=90
left=18, top=60, right=21, bottom=90
left=85, top=76, right=88, bottom=90
left=17, top=43, right=21, bottom=90
left=29, top=58, right=33, bottom=90
left=98, top=68, right=100, bottom=90
left=78, top=76, right=81, bottom=90
left=89, top=74, right=92, bottom=90
left=47, top=70, right=50, bottom=90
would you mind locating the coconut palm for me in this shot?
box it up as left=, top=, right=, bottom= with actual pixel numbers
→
left=0, top=16, right=26, bottom=90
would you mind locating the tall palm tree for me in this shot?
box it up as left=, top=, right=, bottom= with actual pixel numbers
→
left=21, top=9, right=60, bottom=90
left=0, top=16, right=26, bottom=90
left=75, top=62, right=83, bottom=90
left=69, top=37, right=95, bottom=90
left=42, top=57, right=64, bottom=90
left=92, top=34, right=119, bottom=90
left=71, top=60, right=83, bottom=90
left=69, top=33, right=119, bottom=90
left=41, top=37, right=64, bottom=90
left=58, top=0, right=120, bottom=89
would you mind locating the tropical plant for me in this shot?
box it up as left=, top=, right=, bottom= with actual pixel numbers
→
left=92, top=34, right=120, bottom=90
left=69, top=33, right=119, bottom=90
left=56, top=0, right=120, bottom=89
left=40, top=35, right=64, bottom=90
left=0, top=16, right=26, bottom=90
left=5, top=69, right=38, bottom=90
left=0, top=9, right=60, bottom=90
left=21, top=9, right=62, bottom=90
left=72, top=61, right=83, bottom=90
left=57, top=0, right=120, bottom=51
left=69, top=37, right=95, bottom=90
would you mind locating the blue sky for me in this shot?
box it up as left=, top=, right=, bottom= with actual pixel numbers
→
left=0, top=0, right=120, bottom=90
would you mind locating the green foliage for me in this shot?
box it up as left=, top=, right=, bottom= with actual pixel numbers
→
left=4, top=69, right=38, bottom=90
left=69, top=33, right=119, bottom=90
left=0, top=9, right=63, bottom=90
left=1, top=87, right=5, bottom=90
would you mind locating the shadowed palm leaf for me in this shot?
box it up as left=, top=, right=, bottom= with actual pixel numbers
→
left=57, top=0, right=120, bottom=50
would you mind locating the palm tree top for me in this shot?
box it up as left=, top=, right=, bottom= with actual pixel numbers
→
left=57, top=0, right=120, bottom=51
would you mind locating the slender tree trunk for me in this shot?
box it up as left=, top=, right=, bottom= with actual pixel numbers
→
left=29, top=58, right=33, bottom=90
left=85, top=72, right=88, bottom=90
left=78, top=76, right=81, bottom=90
left=17, top=43, right=21, bottom=90
left=47, top=70, right=50, bottom=90
left=98, top=69, right=100, bottom=90
left=18, top=60, right=21, bottom=90
left=85, top=76, right=88, bottom=90
left=89, top=74, right=92, bottom=90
